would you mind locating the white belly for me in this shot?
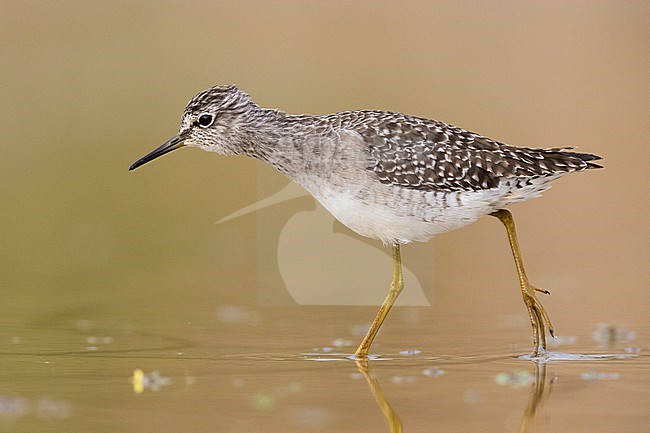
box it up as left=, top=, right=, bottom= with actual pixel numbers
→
left=303, top=180, right=506, bottom=245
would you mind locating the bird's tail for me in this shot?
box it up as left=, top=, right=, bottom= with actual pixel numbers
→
left=547, top=147, right=604, bottom=170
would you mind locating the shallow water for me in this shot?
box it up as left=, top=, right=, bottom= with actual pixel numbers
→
left=1, top=307, right=647, bottom=433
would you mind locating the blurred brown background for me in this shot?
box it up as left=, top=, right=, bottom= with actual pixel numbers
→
left=2, top=2, right=649, bottom=432
left=1, top=0, right=648, bottom=351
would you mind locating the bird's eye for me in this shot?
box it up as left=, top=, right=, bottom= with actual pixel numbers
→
left=197, top=113, right=214, bottom=128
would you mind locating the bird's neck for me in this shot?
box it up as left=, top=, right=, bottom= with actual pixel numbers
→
left=241, top=108, right=333, bottom=181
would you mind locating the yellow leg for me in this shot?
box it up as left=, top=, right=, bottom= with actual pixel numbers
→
left=355, top=244, right=404, bottom=358
left=490, top=209, right=555, bottom=357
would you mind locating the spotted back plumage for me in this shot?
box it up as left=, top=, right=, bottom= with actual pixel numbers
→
left=174, top=85, right=602, bottom=194
left=330, top=111, right=602, bottom=192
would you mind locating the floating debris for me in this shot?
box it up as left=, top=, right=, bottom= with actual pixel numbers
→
left=249, top=382, right=302, bottom=411
left=131, top=369, right=171, bottom=394
left=0, top=396, right=71, bottom=419
left=250, top=392, right=275, bottom=411
left=312, top=340, right=353, bottom=353
left=37, top=398, right=72, bottom=419
left=495, top=370, right=534, bottom=388
left=276, top=382, right=302, bottom=397
left=351, top=323, right=372, bottom=337
left=216, top=305, right=260, bottom=325
left=391, top=375, right=417, bottom=385
left=581, top=369, right=620, bottom=382
left=399, top=349, right=422, bottom=356
left=331, top=338, right=353, bottom=348
left=0, top=396, right=28, bottom=416
left=547, top=335, right=578, bottom=348
left=592, top=323, right=636, bottom=346
left=463, top=389, right=482, bottom=404
left=422, top=367, right=445, bottom=378
left=232, top=378, right=246, bottom=388
left=84, top=335, right=113, bottom=351
left=74, top=319, right=94, bottom=332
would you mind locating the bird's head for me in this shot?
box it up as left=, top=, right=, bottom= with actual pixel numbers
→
left=129, top=84, right=256, bottom=171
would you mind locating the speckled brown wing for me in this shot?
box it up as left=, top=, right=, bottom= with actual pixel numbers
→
left=343, top=111, right=602, bottom=192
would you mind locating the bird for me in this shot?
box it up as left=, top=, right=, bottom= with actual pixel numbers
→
left=129, top=84, right=602, bottom=358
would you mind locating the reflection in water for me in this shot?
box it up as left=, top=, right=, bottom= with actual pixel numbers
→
left=518, top=362, right=554, bottom=433
left=353, top=358, right=555, bottom=433
left=355, top=359, right=403, bottom=433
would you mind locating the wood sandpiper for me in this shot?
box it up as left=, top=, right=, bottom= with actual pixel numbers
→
left=130, top=85, right=602, bottom=358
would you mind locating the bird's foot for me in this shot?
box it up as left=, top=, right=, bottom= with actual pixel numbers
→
left=522, top=283, right=556, bottom=357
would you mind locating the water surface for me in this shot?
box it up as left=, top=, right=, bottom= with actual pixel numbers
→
left=1, top=307, right=646, bottom=433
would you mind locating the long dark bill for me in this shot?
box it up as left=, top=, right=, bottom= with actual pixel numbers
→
left=129, top=135, right=185, bottom=171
